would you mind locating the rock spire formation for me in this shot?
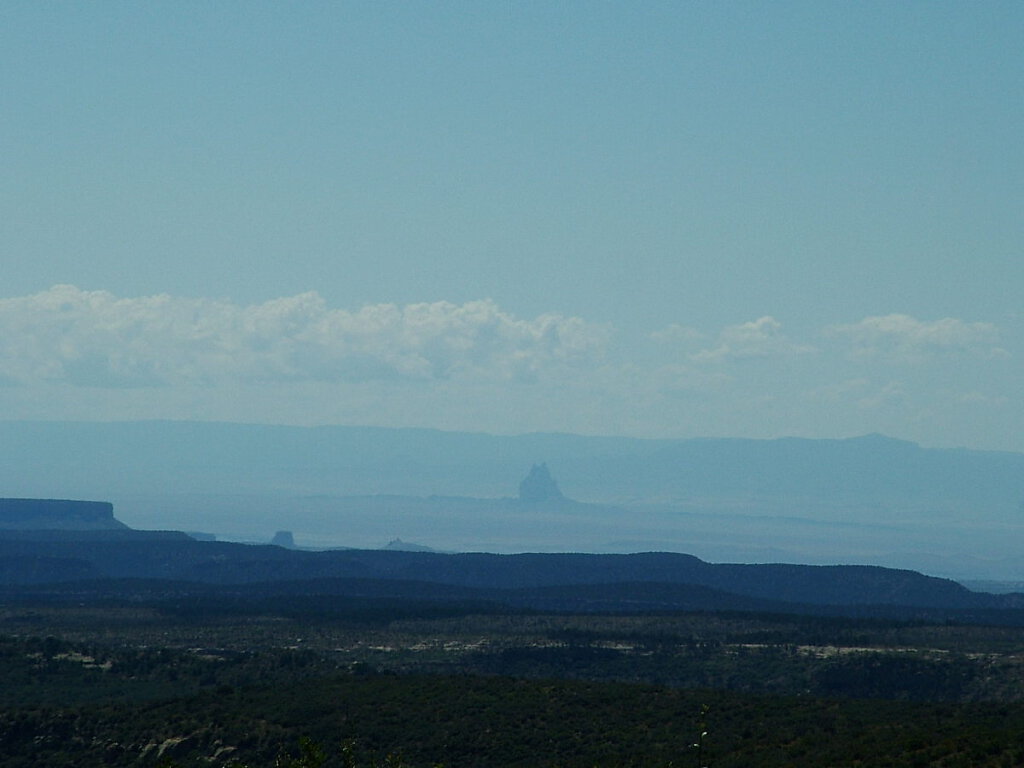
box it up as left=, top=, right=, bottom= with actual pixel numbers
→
left=518, top=463, right=565, bottom=503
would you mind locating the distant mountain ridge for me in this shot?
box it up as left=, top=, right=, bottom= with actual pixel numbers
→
left=1, top=420, right=1021, bottom=510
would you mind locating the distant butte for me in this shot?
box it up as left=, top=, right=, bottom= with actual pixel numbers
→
left=0, top=498, right=128, bottom=531
left=270, top=530, right=297, bottom=549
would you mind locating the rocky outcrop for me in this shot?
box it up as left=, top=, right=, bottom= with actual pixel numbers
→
left=270, top=530, right=296, bottom=549
left=518, top=463, right=565, bottom=503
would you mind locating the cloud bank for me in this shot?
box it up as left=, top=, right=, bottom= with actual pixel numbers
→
left=0, top=285, right=607, bottom=387
left=828, top=314, right=1005, bottom=361
left=0, top=286, right=1017, bottom=451
left=691, top=316, right=816, bottom=362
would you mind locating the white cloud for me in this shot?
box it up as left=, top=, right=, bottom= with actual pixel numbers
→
left=828, top=314, right=1006, bottom=361
left=692, top=316, right=816, bottom=362
left=0, top=285, right=608, bottom=387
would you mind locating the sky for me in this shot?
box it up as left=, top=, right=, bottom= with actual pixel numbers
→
left=2, top=1, right=1022, bottom=451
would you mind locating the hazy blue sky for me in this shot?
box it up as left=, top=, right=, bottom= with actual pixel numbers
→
left=2, top=2, right=1022, bottom=450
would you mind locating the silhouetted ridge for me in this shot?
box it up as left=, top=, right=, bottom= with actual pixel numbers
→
left=0, top=542, right=1015, bottom=615
left=0, top=498, right=127, bottom=531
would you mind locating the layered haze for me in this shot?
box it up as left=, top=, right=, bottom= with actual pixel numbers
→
left=1, top=421, right=1022, bottom=581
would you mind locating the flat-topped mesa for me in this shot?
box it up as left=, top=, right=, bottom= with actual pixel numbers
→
left=518, top=463, right=565, bottom=503
left=0, top=498, right=127, bottom=530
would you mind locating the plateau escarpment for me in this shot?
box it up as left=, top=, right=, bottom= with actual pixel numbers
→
left=0, top=498, right=128, bottom=531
